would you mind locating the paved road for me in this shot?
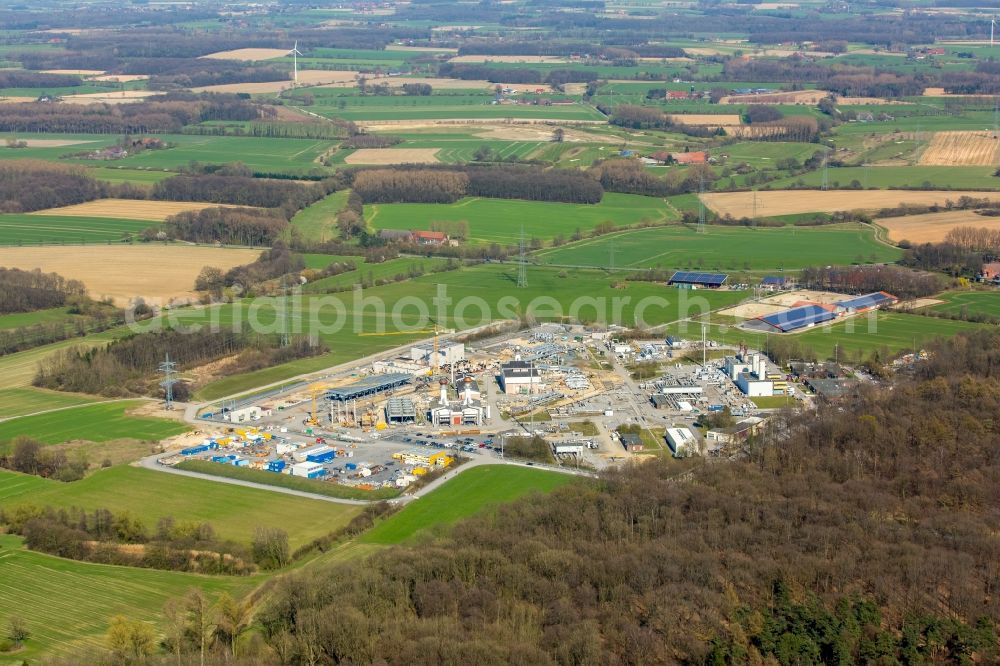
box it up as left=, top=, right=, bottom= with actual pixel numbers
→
left=139, top=450, right=596, bottom=507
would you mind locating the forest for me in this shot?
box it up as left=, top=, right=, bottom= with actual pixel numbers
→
left=0, top=161, right=107, bottom=213
left=0, top=266, right=86, bottom=313
left=162, top=207, right=289, bottom=246
left=152, top=172, right=331, bottom=213
left=225, top=329, right=1000, bottom=665
left=798, top=264, right=944, bottom=299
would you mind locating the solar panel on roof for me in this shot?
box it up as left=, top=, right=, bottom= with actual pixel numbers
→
left=759, top=305, right=836, bottom=332
left=834, top=292, right=895, bottom=310
left=669, top=271, right=728, bottom=285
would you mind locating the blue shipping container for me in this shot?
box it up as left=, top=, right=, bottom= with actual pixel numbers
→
left=181, top=445, right=210, bottom=456
left=344, top=462, right=357, bottom=471
left=708, top=404, right=725, bottom=412
left=268, top=460, right=286, bottom=472
left=306, top=469, right=327, bottom=479
left=306, top=451, right=335, bottom=463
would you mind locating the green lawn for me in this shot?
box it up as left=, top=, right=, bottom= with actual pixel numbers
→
left=0, top=401, right=188, bottom=449
left=365, top=193, right=676, bottom=245
left=361, top=464, right=576, bottom=544
left=0, top=388, right=99, bottom=420
left=0, top=533, right=253, bottom=663
left=928, top=291, right=1000, bottom=319
left=750, top=395, right=796, bottom=409
left=0, top=466, right=360, bottom=548
left=0, top=214, right=151, bottom=245
left=534, top=223, right=900, bottom=271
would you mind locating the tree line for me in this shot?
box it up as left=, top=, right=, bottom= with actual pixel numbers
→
left=0, top=160, right=108, bottom=214
left=0, top=265, right=86, bottom=312
left=799, top=264, right=944, bottom=299
left=161, top=207, right=289, bottom=247
left=0, top=503, right=281, bottom=576
left=438, top=62, right=598, bottom=85
left=0, top=94, right=260, bottom=134
left=347, top=165, right=603, bottom=205
left=0, top=70, right=82, bottom=88
left=151, top=172, right=332, bottom=214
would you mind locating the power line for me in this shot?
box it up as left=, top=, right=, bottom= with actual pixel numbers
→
left=517, top=224, right=528, bottom=288
left=158, top=353, right=178, bottom=411
left=697, top=172, right=706, bottom=234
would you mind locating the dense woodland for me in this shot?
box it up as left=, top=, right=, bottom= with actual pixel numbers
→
left=162, top=207, right=289, bottom=247
left=799, top=264, right=944, bottom=299
left=0, top=161, right=107, bottom=213
left=152, top=172, right=332, bottom=214
left=0, top=266, right=85, bottom=313
left=0, top=94, right=260, bottom=134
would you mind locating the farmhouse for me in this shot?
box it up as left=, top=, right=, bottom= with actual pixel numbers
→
left=376, top=229, right=454, bottom=246
left=413, top=230, right=449, bottom=246
left=670, top=151, right=707, bottom=165
left=980, top=262, right=1000, bottom=281
left=619, top=432, right=643, bottom=452
left=668, top=271, right=728, bottom=288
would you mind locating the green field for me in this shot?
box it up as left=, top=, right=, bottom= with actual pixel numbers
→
left=0, top=466, right=359, bottom=547
left=0, top=307, right=76, bottom=330
left=668, top=312, right=990, bottom=361
left=928, top=291, right=1000, bottom=318
left=82, top=134, right=336, bottom=174
left=302, top=255, right=452, bottom=293
left=769, top=166, right=1000, bottom=191
left=361, top=464, right=576, bottom=544
left=0, top=330, right=121, bottom=390
left=290, top=189, right=349, bottom=242
left=365, top=193, right=676, bottom=245
left=0, top=388, right=99, bottom=420
left=534, top=223, right=901, bottom=271
left=0, top=533, right=253, bottom=662
left=0, top=214, right=151, bottom=245
left=0, top=401, right=188, bottom=449
left=314, top=101, right=605, bottom=122
left=85, top=166, right=175, bottom=185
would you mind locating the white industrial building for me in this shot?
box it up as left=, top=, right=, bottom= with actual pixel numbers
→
left=410, top=341, right=465, bottom=367
left=498, top=360, right=543, bottom=394
left=428, top=377, right=488, bottom=427
left=225, top=405, right=270, bottom=423
left=290, top=461, right=325, bottom=478
left=725, top=353, right=774, bottom=397
left=665, top=427, right=698, bottom=457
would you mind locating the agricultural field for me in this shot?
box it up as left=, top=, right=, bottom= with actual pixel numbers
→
left=91, top=134, right=336, bottom=174
left=0, top=332, right=122, bottom=390
left=0, top=245, right=260, bottom=305
left=302, top=255, right=452, bottom=293
left=877, top=210, right=1000, bottom=243
left=29, top=199, right=254, bottom=222
left=84, top=166, right=175, bottom=185
left=0, top=400, right=187, bottom=449
left=312, top=100, right=606, bottom=122
left=0, top=533, right=253, bottom=662
left=533, top=223, right=900, bottom=271
left=918, top=131, right=1000, bottom=166
left=0, top=213, right=150, bottom=245
left=365, top=193, right=676, bottom=245
left=0, top=308, right=78, bottom=330
left=200, top=47, right=290, bottom=60
left=0, top=466, right=360, bottom=547
left=700, top=189, right=1000, bottom=217
left=361, top=464, right=577, bottom=544
left=290, top=190, right=348, bottom=243
left=927, top=291, right=1000, bottom=318
left=342, top=148, right=440, bottom=164
left=665, top=311, right=990, bottom=360
left=768, top=166, right=1000, bottom=190
left=0, top=387, right=99, bottom=420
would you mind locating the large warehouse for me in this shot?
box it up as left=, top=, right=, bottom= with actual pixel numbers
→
left=752, top=304, right=838, bottom=333
left=325, top=373, right=412, bottom=402
left=667, top=271, right=728, bottom=288
left=834, top=292, right=898, bottom=313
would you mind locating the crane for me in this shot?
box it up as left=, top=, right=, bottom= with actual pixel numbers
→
left=305, top=382, right=330, bottom=427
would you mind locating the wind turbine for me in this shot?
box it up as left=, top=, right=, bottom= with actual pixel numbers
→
left=991, top=18, right=995, bottom=47
left=289, top=41, right=303, bottom=85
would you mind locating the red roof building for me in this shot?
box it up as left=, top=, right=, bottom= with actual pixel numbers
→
left=412, top=230, right=448, bottom=245
left=981, top=262, right=1000, bottom=280
left=670, top=151, right=707, bottom=165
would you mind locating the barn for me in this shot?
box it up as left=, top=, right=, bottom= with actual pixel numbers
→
left=668, top=271, right=728, bottom=288
left=751, top=304, right=837, bottom=333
